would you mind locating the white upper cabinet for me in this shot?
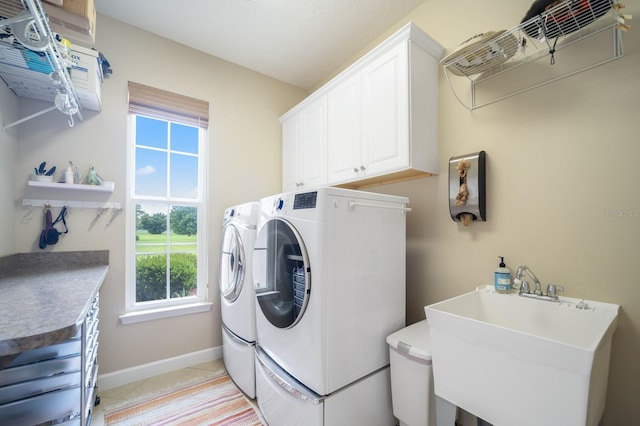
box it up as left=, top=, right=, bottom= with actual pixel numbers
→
left=326, top=71, right=362, bottom=184
left=281, top=22, right=444, bottom=191
left=281, top=94, right=328, bottom=192
left=281, top=113, right=301, bottom=192
left=360, top=41, right=409, bottom=180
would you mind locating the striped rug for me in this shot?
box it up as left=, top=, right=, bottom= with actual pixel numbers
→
left=104, top=373, right=264, bottom=425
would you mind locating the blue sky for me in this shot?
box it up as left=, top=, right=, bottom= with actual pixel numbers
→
left=135, top=116, right=199, bottom=200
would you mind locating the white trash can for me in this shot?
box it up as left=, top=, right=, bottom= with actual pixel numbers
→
left=386, top=320, right=457, bottom=426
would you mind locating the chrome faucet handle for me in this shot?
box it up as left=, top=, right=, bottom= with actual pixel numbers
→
left=519, top=280, right=531, bottom=294
left=515, top=265, right=543, bottom=295
left=546, top=284, right=564, bottom=298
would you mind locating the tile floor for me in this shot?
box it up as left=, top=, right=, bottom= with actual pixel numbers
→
left=91, top=358, right=253, bottom=426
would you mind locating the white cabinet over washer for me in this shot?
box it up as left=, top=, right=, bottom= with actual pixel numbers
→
left=357, top=39, right=411, bottom=183
left=281, top=22, right=444, bottom=191
left=281, top=94, right=328, bottom=192
left=326, top=71, right=362, bottom=185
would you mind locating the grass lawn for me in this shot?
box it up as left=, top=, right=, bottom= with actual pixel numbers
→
left=136, top=231, right=197, bottom=253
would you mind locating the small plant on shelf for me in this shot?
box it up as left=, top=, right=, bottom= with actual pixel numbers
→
left=34, top=161, right=56, bottom=176
left=32, top=162, right=56, bottom=182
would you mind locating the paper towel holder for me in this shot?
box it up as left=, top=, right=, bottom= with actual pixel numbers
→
left=449, top=151, right=486, bottom=226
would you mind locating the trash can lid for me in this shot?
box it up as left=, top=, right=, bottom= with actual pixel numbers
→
left=386, top=319, right=432, bottom=361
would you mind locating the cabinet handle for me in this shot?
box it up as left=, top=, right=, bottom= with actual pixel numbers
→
left=353, top=168, right=359, bottom=173
left=360, top=165, right=366, bottom=171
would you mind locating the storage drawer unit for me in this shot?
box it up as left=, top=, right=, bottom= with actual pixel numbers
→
left=0, top=293, right=100, bottom=426
left=0, top=355, right=82, bottom=389
left=0, top=370, right=82, bottom=405
left=82, top=294, right=100, bottom=424
left=0, top=385, right=82, bottom=425
left=0, top=339, right=82, bottom=371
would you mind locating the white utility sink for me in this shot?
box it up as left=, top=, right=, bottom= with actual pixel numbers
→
left=425, top=286, right=619, bottom=426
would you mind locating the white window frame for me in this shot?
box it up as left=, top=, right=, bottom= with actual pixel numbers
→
left=121, top=113, right=210, bottom=324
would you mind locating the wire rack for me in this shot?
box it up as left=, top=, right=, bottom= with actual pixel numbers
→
left=441, top=0, right=628, bottom=110
left=0, top=0, right=82, bottom=130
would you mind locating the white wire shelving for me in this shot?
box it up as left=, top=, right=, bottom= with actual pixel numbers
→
left=441, top=0, right=630, bottom=110
left=0, top=0, right=82, bottom=131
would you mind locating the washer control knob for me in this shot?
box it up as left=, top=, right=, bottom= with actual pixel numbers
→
left=275, top=198, right=284, bottom=211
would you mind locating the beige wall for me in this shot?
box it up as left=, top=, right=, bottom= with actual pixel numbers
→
left=10, top=15, right=306, bottom=374
left=326, top=0, right=638, bottom=424
left=0, top=76, right=18, bottom=257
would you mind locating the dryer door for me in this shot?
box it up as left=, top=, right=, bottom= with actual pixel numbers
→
left=219, top=223, right=245, bottom=302
left=253, top=218, right=311, bottom=329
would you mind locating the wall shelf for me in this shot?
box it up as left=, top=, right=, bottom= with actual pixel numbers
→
left=23, top=180, right=118, bottom=211
left=441, top=0, right=628, bottom=110
left=27, top=180, right=115, bottom=193
left=0, top=0, right=83, bottom=131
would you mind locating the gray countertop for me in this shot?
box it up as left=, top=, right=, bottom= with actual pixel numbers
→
left=0, top=251, right=109, bottom=357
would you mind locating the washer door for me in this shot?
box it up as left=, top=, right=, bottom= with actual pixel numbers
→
left=253, top=218, right=311, bottom=329
left=219, top=223, right=245, bottom=302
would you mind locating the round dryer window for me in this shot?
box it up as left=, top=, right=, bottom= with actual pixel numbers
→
left=253, top=218, right=311, bottom=329
left=219, top=223, right=245, bottom=302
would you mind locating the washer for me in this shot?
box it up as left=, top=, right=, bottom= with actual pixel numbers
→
left=219, top=201, right=260, bottom=398
left=252, top=187, right=408, bottom=398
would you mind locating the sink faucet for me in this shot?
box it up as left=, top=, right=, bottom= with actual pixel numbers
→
left=513, top=265, right=542, bottom=295
left=513, top=265, right=564, bottom=302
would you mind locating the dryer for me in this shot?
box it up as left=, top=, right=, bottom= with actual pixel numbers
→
left=219, top=201, right=260, bottom=398
left=252, top=187, right=409, bottom=398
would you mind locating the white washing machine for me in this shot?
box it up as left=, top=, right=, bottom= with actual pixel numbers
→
left=219, top=201, right=260, bottom=398
left=252, top=187, right=409, bottom=400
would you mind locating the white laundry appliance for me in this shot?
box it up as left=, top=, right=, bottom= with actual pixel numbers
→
left=252, top=187, right=409, bottom=425
left=219, top=201, right=260, bottom=398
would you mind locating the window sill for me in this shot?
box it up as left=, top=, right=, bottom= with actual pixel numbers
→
left=119, top=302, right=212, bottom=325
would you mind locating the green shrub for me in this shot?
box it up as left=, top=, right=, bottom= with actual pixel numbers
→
left=169, top=253, right=198, bottom=297
left=136, top=253, right=197, bottom=302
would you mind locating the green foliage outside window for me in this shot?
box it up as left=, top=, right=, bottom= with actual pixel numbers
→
left=137, top=207, right=197, bottom=236
left=140, top=212, right=167, bottom=235
left=170, top=206, right=197, bottom=235
left=136, top=253, right=197, bottom=302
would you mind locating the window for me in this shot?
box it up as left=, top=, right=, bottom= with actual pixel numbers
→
left=124, top=82, right=209, bottom=320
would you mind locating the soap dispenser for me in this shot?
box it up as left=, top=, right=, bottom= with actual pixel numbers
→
left=495, top=256, right=511, bottom=292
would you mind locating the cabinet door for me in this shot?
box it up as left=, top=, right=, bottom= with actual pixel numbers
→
left=361, top=41, right=409, bottom=176
left=281, top=114, right=301, bottom=192
left=327, top=73, right=362, bottom=184
left=299, top=95, right=327, bottom=189
left=282, top=96, right=327, bottom=192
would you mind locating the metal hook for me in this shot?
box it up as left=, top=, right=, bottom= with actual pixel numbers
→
left=67, top=113, right=75, bottom=128
left=105, top=207, right=123, bottom=229
left=89, top=207, right=107, bottom=230
left=21, top=203, right=33, bottom=223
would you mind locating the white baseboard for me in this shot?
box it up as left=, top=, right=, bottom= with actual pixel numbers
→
left=98, top=346, right=223, bottom=391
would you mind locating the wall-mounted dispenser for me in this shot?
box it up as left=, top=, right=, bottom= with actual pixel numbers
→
left=449, top=151, right=486, bottom=226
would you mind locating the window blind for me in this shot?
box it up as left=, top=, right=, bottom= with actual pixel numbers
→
left=127, top=81, right=209, bottom=128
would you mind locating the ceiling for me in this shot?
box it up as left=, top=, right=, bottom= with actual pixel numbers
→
left=95, top=0, right=427, bottom=90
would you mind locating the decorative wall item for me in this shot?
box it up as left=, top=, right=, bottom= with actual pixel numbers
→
left=449, top=151, right=486, bottom=226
